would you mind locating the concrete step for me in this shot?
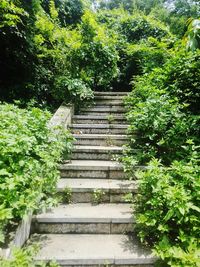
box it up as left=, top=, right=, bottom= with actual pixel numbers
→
left=71, top=124, right=128, bottom=134
left=71, top=145, right=123, bottom=160
left=33, top=203, right=134, bottom=234
left=94, top=100, right=124, bottom=106
left=72, top=115, right=127, bottom=125
left=94, top=95, right=125, bottom=100
left=59, top=160, right=127, bottom=179
left=57, top=178, right=137, bottom=203
left=94, top=91, right=128, bottom=96
left=80, top=106, right=126, bottom=115
left=73, top=134, right=128, bottom=146
left=34, top=234, right=155, bottom=266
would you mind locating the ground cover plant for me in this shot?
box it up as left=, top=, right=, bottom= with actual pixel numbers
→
left=0, top=245, right=60, bottom=266
left=0, top=103, right=73, bottom=245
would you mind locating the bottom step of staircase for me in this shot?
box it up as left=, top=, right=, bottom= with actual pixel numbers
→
left=34, top=234, right=155, bottom=266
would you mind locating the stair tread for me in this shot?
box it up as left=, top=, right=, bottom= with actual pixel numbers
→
left=94, top=96, right=125, bottom=100
left=73, top=145, right=123, bottom=151
left=71, top=124, right=129, bottom=128
left=73, top=134, right=128, bottom=139
left=35, top=203, right=133, bottom=223
left=94, top=91, right=128, bottom=95
left=60, top=160, right=124, bottom=170
left=57, top=178, right=137, bottom=192
left=81, top=107, right=125, bottom=111
left=34, top=234, right=155, bottom=264
left=73, top=115, right=126, bottom=119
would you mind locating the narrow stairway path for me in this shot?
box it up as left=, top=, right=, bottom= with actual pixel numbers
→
left=31, top=91, right=155, bottom=266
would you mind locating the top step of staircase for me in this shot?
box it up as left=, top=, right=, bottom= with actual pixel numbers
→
left=94, top=91, right=129, bottom=96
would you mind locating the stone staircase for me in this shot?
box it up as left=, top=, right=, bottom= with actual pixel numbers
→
left=31, top=92, right=155, bottom=266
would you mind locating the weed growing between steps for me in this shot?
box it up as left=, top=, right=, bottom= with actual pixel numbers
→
left=62, top=187, right=72, bottom=204
left=0, top=104, right=73, bottom=246
left=92, top=189, right=106, bottom=204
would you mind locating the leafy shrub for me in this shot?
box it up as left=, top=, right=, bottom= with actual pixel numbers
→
left=42, top=0, right=84, bottom=26
left=126, top=95, right=199, bottom=165
left=135, top=149, right=200, bottom=266
left=73, top=11, right=119, bottom=90
left=164, top=50, right=200, bottom=114
left=125, top=49, right=200, bottom=164
left=97, top=9, right=172, bottom=90
left=124, top=37, right=173, bottom=78
left=0, top=104, right=73, bottom=244
left=119, top=13, right=171, bottom=43
left=0, top=245, right=59, bottom=266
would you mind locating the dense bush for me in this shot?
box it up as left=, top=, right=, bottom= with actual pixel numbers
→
left=125, top=49, right=200, bottom=165
left=42, top=0, right=85, bottom=26
left=135, top=149, right=200, bottom=267
left=0, top=0, right=121, bottom=104
left=119, top=14, right=171, bottom=43
left=123, top=18, right=200, bottom=265
left=97, top=9, right=172, bottom=90
left=0, top=104, right=73, bottom=244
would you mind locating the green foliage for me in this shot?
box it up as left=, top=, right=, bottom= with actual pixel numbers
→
left=42, top=0, right=85, bottom=26
left=31, top=0, right=94, bottom=104
left=125, top=49, right=200, bottom=165
left=184, top=18, right=200, bottom=51
left=121, top=11, right=200, bottom=266
left=135, top=150, right=200, bottom=266
left=92, top=189, right=105, bottom=204
left=97, top=8, right=172, bottom=89
left=125, top=37, right=173, bottom=76
left=98, top=0, right=136, bottom=12
left=62, top=187, right=72, bottom=204
left=74, top=10, right=119, bottom=89
left=0, top=0, right=27, bottom=29
left=0, top=245, right=59, bottom=266
left=0, top=103, right=73, bottom=243
left=120, top=13, right=171, bottom=43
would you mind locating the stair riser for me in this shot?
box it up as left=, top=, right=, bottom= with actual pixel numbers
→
left=33, top=222, right=133, bottom=234
left=72, top=128, right=127, bottom=134
left=58, top=192, right=135, bottom=204
left=73, top=119, right=127, bottom=124
left=71, top=152, right=122, bottom=161
left=60, top=170, right=128, bottom=179
left=74, top=139, right=127, bottom=146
